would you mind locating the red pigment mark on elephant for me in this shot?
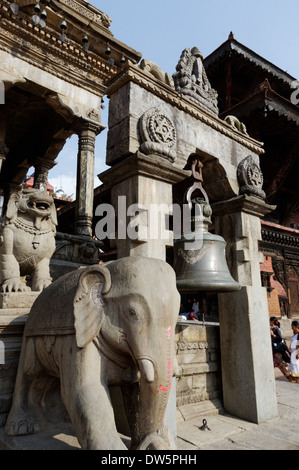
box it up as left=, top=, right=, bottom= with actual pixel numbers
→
left=157, top=359, right=172, bottom=393
left=157, top=326, right=173, bottom=394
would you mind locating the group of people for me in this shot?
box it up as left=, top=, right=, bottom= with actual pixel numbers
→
left=179, top=297, right=201, bottom=321
left=270, top=316, right=299, bottom=383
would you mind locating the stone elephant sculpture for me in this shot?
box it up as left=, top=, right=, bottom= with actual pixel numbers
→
left=5, top=256, right=180, bottom=450
left=0, top=188, right=57, bottom=292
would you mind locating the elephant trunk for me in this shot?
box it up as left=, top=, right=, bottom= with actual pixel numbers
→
left=121, top=331, right=175, bottom=450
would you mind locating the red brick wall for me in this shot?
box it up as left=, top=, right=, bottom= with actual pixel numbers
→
left=260, top=255, right=287, bottom=317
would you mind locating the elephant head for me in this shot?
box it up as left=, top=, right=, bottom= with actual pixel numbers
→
left=20, top=256, right=180, bottom=449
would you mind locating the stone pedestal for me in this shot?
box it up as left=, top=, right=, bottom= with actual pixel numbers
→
left=175, top=322, right=222, bottom=414
left=0, top=292, right=39, bottom=426
left=212, top=195, right=278, bottom=423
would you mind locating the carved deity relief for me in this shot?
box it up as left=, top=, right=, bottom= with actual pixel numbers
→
left=139, top=107, right=177, bottom=162
left=172, top=47, right=219, bottom=115
left=237, top=155, right=266, bottom=199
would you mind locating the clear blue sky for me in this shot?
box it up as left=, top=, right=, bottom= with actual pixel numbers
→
left=49, top=0, right=299, bottom=196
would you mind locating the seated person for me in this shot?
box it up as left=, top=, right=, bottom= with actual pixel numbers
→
left=189, top=312, right=199, bottom=321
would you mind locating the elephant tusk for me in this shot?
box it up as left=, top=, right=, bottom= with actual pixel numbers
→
left=137, top=358, right=155, bottom=383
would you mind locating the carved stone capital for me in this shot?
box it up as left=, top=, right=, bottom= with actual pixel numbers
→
left=99, top=151, right=188, bottom=189
left=33, top=158, right=57, bottom=191
left=211, top=194, right=275, bottom=219
left=75, top=119, right=105, bottom=137
left=34, top=157, right=57, bottom=173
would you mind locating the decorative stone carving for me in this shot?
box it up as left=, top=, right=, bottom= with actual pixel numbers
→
left=272, top=256, right=287, bottom=292
left=53, top=232, right=102, bottom=265
left=139, top=107, right=177, bottom=162
left=0, top=189, right=57, bottom=292
left=59, top=0, right=112, bottom=28
left=237, top=155, right=266, bottom=199
left=224, top=115, right=248, bottom=135
left=173, top=47, right=218, bottom=115
left=139, top=59, right=174, bottom=87
left=5, top=257, right=180, bottom=450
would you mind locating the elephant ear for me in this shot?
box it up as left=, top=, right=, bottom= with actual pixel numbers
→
left=73, top=264, right=111, bottom=348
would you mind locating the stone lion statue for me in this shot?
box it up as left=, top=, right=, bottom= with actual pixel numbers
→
left=0, top=188, right=57, bottom=292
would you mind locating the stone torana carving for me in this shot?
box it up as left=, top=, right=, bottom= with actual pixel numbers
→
left=173, top=47, right=218, bottom=115
left=5, top=257, right=180, bottom=450
left=0, top=189, right=57, bottom=292
left=237, top=155, right=266, bottom=199
left=139, top=107, right=177, bottom=162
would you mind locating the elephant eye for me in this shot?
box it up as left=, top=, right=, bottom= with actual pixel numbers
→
left=128, top=308, right=139, bottom=320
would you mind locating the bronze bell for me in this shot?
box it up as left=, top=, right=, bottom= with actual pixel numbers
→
left=174, top=227, right=241, bottom=293
left=173, top=188, right=240, bottom=294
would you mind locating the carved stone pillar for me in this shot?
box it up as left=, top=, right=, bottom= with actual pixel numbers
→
left=212, top=195, right=278, bottom=423
left=33, top=157, right=57, bottom=191
left=75, top=120, right=104, bottom=237
left=99, top=151, right=187, bottom=260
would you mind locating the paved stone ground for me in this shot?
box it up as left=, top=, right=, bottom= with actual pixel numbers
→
left=0, top=369, right=297, bottom=451
left=176, top=369, right=299, bottom=450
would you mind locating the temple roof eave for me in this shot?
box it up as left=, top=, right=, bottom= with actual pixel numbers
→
left=204, top=37, right=297, bottom=88
left=220, top=84, right=299, bottom=127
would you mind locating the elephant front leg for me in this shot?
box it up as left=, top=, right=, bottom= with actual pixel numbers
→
left=59, top=338, right=127, bottom=450
left=5, top=337, right=47, bottom=436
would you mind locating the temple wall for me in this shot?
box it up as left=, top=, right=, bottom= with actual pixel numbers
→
left=175, top=323, right=222, bottom=412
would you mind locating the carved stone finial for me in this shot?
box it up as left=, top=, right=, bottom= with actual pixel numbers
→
left=172, top=47, right=218, bottom=115
left=237, top=155, right=266, bottom=199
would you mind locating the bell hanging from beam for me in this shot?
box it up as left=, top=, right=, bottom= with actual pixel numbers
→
left=173, top=156, right=240, bottom=294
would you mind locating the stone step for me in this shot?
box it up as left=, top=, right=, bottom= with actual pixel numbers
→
left=0, top=292, right=39, bottom=309
left=177, top=398, right=223, bottom=423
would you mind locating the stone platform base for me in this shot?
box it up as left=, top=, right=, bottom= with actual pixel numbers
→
left=0, top=423, right=80, bottom=450
left=0, top=397, right=222, bottom=450
left=0, top=423, right=131, bottom=450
